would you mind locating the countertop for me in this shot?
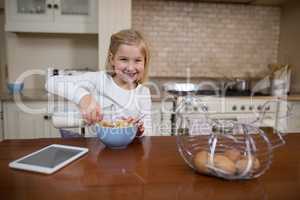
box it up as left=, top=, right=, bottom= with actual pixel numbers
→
left=0, top=90, right=166, bottom=102
left=1, top=89, right=300, bottom=102
left=0, top=89, right=55, bottom=101
left=0, top=135, right=299, bottom=200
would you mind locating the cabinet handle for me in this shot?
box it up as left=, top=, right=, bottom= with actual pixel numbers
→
left=47, top=4, right=52, bottom=9
left=53, top=4, right=59, bottom=9
left=44, top=115, right=51, bottom=120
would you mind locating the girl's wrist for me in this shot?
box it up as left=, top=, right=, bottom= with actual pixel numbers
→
left=79, top=95, right=92, bottom=109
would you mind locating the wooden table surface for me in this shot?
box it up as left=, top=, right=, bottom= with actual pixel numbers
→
left=0, top=135, right=299, bottom=200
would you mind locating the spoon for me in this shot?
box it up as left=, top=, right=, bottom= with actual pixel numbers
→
left=133, top=114, right=146, bottom=125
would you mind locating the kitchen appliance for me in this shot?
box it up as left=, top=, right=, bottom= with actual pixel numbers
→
left=163, top=82, right=279, bottom=135
left=163, top=82, right=220, bottom=134
left=164, top=95, right=280, bottom=135
left=164, top=82, right=222, bottom=96
left=47, top=67, right=98, bottom=136
left=47, top=67, right=96, bottom=77
left=164, top=83, right=201, bottom=96
left=177, top=96, right=279, bottom=127
left=175, top=96, right=286, bottom=180
left=222, top=78, right=250, bottom=91
left=233, top=79, right=251, bottom=91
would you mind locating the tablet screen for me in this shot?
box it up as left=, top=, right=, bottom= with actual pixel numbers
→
left=18, top=146, right=83, bottom=168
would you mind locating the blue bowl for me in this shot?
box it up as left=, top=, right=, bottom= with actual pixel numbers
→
left=96, top=125, right=137, bottom=149
left=7, top=83, right=24, bottom=94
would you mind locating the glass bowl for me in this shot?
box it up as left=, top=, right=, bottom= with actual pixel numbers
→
left=176, top=119, right=285, bottom=180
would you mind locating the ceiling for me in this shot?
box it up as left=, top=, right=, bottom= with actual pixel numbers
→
left=197, top=0, right=290, bottom=6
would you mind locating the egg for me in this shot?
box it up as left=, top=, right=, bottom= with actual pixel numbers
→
left=236, top=155, right=260, bottom=174
left=213, top=154, right=236, bottom=175
left=194, top=150, right=210, bottom=174
left=224, top=148, right=242, bottom=163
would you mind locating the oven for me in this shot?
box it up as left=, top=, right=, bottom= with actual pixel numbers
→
left=165, top=96, right=279, bottom=135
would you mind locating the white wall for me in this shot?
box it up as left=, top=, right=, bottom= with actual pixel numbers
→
left=133, top=0, right=280, bottom=78
left=0, top=9, right=5, bottom=93
left=278, top=0, right=300, bottom=93
left=98, top=0, right=131, bottom=70
left=6, top=33, right=98, bottom=89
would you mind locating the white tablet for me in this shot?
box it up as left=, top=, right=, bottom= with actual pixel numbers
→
left=9, top=144, right=88, bottom=174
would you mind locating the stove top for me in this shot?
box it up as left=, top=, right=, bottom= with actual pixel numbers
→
left=195, top=90, right=269, bottom=97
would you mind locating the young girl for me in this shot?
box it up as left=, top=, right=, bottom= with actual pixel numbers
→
left=46, top=29, right=152, bottom=136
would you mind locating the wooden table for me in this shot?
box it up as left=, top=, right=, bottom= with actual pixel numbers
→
left=0, top=135, right=299, bottom=200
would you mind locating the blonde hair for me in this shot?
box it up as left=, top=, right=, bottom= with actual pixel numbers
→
left=106, top=29, right=150, bottom=84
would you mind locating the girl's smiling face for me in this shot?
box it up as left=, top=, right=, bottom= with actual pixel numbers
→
left=110, top=44, right=145, bottom=89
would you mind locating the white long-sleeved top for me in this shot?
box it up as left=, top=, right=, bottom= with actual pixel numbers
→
left=46, top=71, right=152, bottom=136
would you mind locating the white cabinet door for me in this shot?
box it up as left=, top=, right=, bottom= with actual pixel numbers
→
left=5, top=0, right=54, bottom=31
left=285, top=101, right=300, bottom=133
left=44, top=113, right=61, bottom=138
left=54, top=0, right=97, bottom=24
left=51, top=0, right=98, bottom=33
left=5, top=0, right=98, bottom=33
left=151, top=102, right=161, bottom=136
left=3, top=101, right=48, bottom=139
left=152, top=101, right=173, bottom=136
left=0, top=101, right=3, bottom=141
left=3, top=101, right=63, bottom=139
left=5, top=0, right=53, bottom=22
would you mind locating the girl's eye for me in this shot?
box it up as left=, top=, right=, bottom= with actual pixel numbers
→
left=120, top=58, right=128, bottom=61
left=135, top=59, right=142, bottom=63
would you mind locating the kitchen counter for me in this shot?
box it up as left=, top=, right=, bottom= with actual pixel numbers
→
left=0, top=90, right=168, bottom=102
left=1, top=89, right=300, bottom=102
left=282, top=94, right=300, bottom=101
left=0, top=135, right=299, bottom=200
left=0, top=89, right=57, bottom=101
left=219, top=94, right=300, bottom=101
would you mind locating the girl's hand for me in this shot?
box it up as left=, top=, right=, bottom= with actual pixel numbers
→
left=123, top=117, right=144, bottom=137
left=136, top=121, right=145, bottom=137
left=79, top=95, right=102, bottom=125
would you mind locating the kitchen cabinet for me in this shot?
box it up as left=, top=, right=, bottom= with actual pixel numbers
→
left=152, top=101, right=173, bottom=136
left=281, top=101, right=300, bottom=133
left=151, top=102, right=161, bottom=136
left=0, top=0, right=4, bottom=9
left=0, top=101, right=3, bottom=141
left=3, top=101, right=61, bottom=139
left=5, top=0, right=98, bottom=33
left=287, top=101, right=300, bottom=132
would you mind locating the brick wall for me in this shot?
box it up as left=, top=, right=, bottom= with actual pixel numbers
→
left=132, top=0, right=280, bottom=78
